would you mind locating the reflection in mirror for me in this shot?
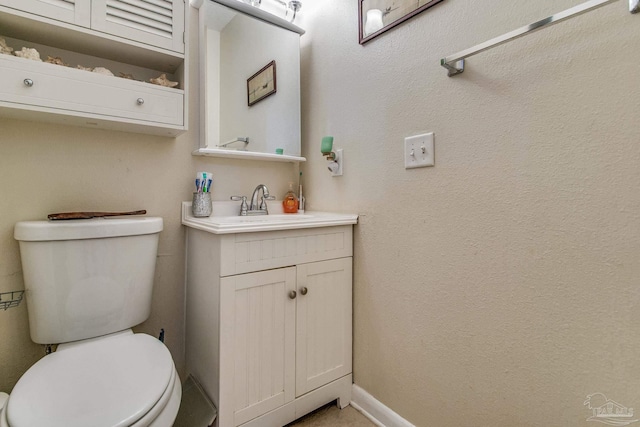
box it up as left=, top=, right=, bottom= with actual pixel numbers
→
left=199, top=0, right=304, bottom=158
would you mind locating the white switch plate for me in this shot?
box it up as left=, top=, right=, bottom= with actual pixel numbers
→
left=404, top=133, right=434, bottom=169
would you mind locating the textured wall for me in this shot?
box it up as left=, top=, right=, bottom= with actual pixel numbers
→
left=299, top=0, right=640, bottom=425
left=0, top=7, right=296, bottom=393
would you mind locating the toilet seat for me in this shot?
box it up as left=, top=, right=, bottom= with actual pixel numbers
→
left=4, top=331, right=175, bottom=427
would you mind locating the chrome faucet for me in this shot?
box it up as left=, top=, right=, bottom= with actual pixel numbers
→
left=231, top=184, right=275, bottom=216
left=249, top=184, right=275, bottom=215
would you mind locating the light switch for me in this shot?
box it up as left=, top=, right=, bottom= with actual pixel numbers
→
left=404, top=133, right=434, bottom=169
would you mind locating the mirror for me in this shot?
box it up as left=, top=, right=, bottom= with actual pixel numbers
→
left=198, top=0, right=304, bottom=158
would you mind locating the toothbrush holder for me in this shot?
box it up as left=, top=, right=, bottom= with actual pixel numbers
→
left=192, top=192, right=212, bottom=217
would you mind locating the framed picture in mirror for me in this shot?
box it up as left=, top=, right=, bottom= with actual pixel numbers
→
left=359, top=0, right=445, bottom=44
left=247, top=60, right=277, bottom=106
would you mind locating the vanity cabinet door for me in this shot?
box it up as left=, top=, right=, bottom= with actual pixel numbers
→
left=295, top=258, right=353, bottom=397
left=91, top=0, right=185, bottom=53
left=1, top=0, right=91, bottom=27
left=220, top=267, right=296, bottom=426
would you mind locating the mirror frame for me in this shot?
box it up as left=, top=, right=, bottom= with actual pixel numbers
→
left=193, top=0, right=307, bottom=162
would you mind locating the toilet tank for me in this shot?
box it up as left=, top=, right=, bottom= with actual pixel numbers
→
left=14, top=217, right=163, bottom=344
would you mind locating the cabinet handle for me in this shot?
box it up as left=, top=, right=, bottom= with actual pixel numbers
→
left=136, top=98, right=145, bottom=105
left=288, top=290, right=297, bottom=300
left=23, top=79, right=34, bottom=87
left=300, top=287, right=308, bottom=295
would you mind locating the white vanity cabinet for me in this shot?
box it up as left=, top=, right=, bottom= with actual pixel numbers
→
left=185, top=224, right=354, bottom=427
left=0, top=0, right=187, bottom=136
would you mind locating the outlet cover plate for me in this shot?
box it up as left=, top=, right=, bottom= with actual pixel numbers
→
left=331, top=149, right=343, bottom=176
left=404, top=133, right=434, bottom=169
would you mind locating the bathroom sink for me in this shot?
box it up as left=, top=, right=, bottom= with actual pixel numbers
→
left=181, top=202, right=357, bottom=234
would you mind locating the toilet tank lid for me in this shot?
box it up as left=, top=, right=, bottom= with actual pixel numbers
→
left=14, top=217, right=163, bottom=241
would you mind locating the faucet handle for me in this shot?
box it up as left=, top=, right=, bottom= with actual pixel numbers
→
left=259, top=194, right=276, bottom=210
left=230, top=196, right=249, bottom=216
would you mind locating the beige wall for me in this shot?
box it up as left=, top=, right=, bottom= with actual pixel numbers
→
left=0, top=118, right=195, bottom=390
left=3, top=2, right=640, bottom=425
left=0, top=7, right=296, bottom=393
left=299, top=0, right=640, bottom=425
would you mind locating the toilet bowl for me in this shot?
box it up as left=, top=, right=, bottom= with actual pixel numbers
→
left=0, top=394, right=7, bottom=418
left=0, top=330, right=181, bottom=427
left=6, top=217, right=181, bottom=427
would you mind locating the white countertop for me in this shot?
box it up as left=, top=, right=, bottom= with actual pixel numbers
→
left=181, top=202, right=358, bottom=234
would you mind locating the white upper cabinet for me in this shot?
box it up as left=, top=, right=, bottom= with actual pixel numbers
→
left=2, top=0, right=184, bottom=53
left=0, top=0, right=187, bottom=136
left=1, top=0, right=91, bottom=27
left=91, top=0, right=185, bottom=53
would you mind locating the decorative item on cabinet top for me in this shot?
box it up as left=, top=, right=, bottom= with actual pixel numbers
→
left=0, top=0, right=188, bottom=137
left=1, top=38, right=180, bottom=88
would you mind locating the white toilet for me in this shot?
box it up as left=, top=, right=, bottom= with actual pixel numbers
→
left=1, top=217, right=181, bottom=427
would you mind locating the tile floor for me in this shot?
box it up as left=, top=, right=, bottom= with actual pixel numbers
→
left=286, top=402, right=375, bottom=426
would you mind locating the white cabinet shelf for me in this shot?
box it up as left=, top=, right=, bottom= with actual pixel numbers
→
left=192, top=147, right=306, bottom=163
left=0, top=1, right=187, bottom=136
left=185, top=225, right=354, bottom=426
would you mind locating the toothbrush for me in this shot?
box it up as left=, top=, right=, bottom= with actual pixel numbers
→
left=202, top=173, right=207, bottom=192
left=298, top=171, right=304, bottom=212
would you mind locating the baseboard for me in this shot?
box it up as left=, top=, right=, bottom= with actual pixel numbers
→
left=350, top=385, right=415, bottom=427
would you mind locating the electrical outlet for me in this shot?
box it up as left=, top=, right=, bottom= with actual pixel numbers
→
left=404, top=133, right=434, bottom=169
left=329, top=149, right=343, bottom=176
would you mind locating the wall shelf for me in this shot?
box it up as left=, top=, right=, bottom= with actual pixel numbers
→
left=192, top=147, right=306, bottom=163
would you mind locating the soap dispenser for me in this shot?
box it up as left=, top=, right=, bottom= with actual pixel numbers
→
left=282, top=182, right=299, bottom=213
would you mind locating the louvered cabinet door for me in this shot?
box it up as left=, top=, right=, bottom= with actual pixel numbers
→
left=219, top=267, right=296, bottom=426
left=1, top=0, right=91, bottom=27
left=91, top=0, right=185, bottom=53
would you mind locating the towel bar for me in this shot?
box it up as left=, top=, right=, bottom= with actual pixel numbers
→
left=441, top=0, right=629, bottom=76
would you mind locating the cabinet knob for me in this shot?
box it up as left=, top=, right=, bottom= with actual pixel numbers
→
left=300, top=287, right=308, bottom=295
left=23, top=78, right=34, bottom=87
left=288, top=290, right=297, bottom=300
left=136, top=98, right=145, bottom=105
